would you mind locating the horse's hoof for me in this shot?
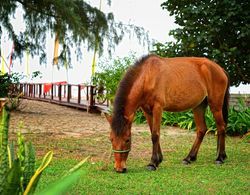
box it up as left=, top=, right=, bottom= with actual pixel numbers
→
left=147, top=164, right=157, bottom=171
left=215, top=160, right=224, bottom=165
left=182, top=159, right=191, bottom=165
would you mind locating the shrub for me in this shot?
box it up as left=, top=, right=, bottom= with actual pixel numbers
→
left=134, top=98, right=250, bottom=136
left=0, top=72, right=22, bottom=97
left=134, top=110, right=195, bottom=130
left=134, top=109, right=147, bottom=124
left=206, top=99, right=250, bottom=135
left=0, top=72, right=24, bottom=110
left=92, top=54, right=136, bottom=102
left=227, top=98, right=250, bottom=135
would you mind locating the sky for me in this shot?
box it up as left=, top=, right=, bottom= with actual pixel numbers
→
left=1, top=0, right=249, bottom=93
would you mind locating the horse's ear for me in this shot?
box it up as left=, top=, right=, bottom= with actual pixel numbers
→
left=104, top=113, right=112, bottom=124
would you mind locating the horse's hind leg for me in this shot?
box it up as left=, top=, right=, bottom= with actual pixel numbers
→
left=183, top=99, right=208, bottom=164
left=209, top=104, right=227, bottom=164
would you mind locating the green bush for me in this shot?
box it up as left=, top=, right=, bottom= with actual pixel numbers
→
left=134, top=111, right=195, bottom=131
left=0, top=72, right=16, bottom=98
left=134, top=109, right=147, bottom=124
left=227, top=98, right=250, bottom=135
left=134, top=98, right=250, bottom=136
left=92, top=54, right=136, bottom=102
left=0, top=72, right=24, bottom=110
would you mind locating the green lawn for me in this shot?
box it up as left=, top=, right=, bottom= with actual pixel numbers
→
left=33, top=129, right=249, bottom=194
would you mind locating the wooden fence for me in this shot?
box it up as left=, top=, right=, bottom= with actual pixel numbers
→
left=18, top=83, right=249, bottom=112
left=19, top=83, right=109, bottom=113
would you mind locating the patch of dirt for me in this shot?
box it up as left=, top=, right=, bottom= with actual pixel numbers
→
left=9, top=99, right=109, bottom=136
left=8, top=99, right=194, bottom=161
left=10, top=99, right=192, bottom=136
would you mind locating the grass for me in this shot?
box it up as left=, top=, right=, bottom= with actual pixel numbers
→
left=30, top=128, right=250, bottom=194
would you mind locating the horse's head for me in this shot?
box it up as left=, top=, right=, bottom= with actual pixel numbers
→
left=105, top=114, right=132, bottom=173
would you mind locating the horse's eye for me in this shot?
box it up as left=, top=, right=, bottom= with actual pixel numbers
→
left=125, top=139, right=130, bottom=143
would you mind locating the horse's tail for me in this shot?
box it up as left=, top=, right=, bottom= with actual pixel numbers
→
left=222, top=72, right=230, bottom=125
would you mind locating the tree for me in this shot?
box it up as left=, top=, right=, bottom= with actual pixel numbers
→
left=92, top=54, right=135, bottom=102
left=154, top=0, right=250, bottom=86
left=0, top=71, right=20, bottom=98
left=0, top=0, right=148, bottom=67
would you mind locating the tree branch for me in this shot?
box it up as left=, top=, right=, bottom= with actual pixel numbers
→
left=15, top=0, right=60, bottom=20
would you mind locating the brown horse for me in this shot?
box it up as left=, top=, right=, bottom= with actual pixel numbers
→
left=105, top=54, right=229, bottom=173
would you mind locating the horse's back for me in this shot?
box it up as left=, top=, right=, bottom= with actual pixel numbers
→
left=140, top=55, right=228, bottom=111
left=145, top=56, right=227, bottom=91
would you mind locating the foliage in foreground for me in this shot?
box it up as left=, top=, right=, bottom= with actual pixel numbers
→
left=0, top=106, right=53, bottom=194
left=135, top=98, right=250, bottom=135
left=0, top=106, right=89, bottom=194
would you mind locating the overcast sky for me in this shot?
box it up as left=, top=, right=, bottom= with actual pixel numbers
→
left=99, top=0, right=178, bottom=42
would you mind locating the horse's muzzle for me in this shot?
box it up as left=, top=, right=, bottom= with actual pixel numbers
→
left=115, top=167, right=127, bottom=173
left=114, top=154, right=128, bottom=173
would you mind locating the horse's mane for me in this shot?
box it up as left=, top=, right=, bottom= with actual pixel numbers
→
left=111, top=54, right=153, bottom=136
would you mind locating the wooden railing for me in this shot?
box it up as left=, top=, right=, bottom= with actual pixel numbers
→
left=19, top=83, right=109, bottom=113
left=17, top=83, right=250, bottom=112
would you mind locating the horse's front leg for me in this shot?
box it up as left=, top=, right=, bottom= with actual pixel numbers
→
left=143, top=105, right=163, bottom=171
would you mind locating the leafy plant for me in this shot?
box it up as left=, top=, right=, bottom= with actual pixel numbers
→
left=134, top=98, right=250, bottom=135
left=92, top=54, right=136, bottom=103
left=227, top=99, right=250, bottom=135
left=37, top=156, right=90, bottom=195
left=0, top=106, right=53, bottom=195
left=0, top=104, right=91, bottom=194
left=162, top=112, right=177, bottom=126
left=134, top=110, right=146, bottom=124
left=177, top=112, right=195, bottom=130
left=6, top=93, right=24, bottom=111
left=0, top=72, right=24, bottom=110
left=0, top=106, right=10, bottom=194
left=206, top=98, right=250, bottom=135
left=204, top=109, right=217, bottom=133
left=0, top=72, right=16, bottom=98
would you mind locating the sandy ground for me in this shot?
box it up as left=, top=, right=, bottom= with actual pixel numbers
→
left=8, top=99, right=194, bottom=161
left=9, top=99, right=110, bottom=136
left=9, top=99, right=191, bottom=136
